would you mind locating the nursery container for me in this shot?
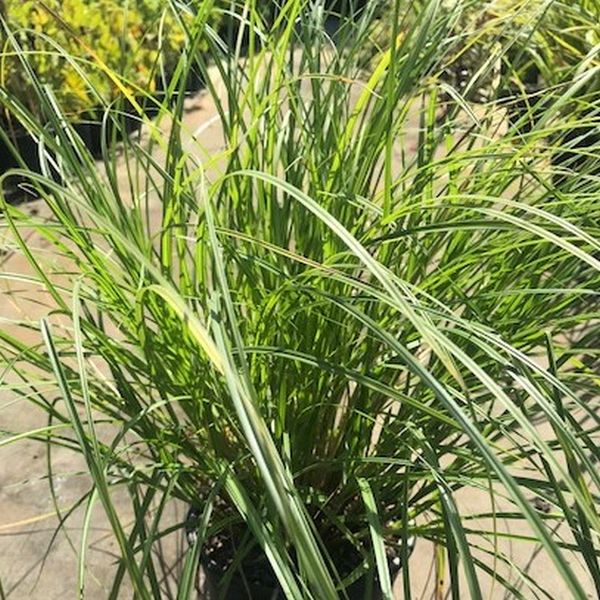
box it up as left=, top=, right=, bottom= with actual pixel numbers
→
left=187, top=509, right=411, bottom=599
left=196, top=540, right=404, bottom=599
left=0, top=107, right=142, bottom=203
left=551, top=119, right=600, bottom=187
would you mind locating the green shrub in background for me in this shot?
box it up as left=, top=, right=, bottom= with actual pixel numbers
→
left=0, top=0, right=221, bottom=122
left=364, top=1, right=599, bottom=102
left=362, top=0, right=599, bottom=184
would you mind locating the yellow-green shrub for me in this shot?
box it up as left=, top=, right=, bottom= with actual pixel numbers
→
left=0, top=0, right=220, bottom=121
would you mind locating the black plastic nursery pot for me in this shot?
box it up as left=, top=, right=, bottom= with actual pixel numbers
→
left=0, top=125, right=56, bottom=204
left=72, top=107, right=143, bottom=157
left=196, top=537, right=404, bottom=600
left=497, top=84, right=545, bottom=134
left=0, top=126, right=44, bottom=180
left=187, top=512, right=411, bottom=600
left=551, top=119, right=600, bottom=188
left=0, top=104, right=143, bottom=203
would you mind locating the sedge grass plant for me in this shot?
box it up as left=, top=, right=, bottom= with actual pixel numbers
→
left=1, top=0, right=600, bottom=597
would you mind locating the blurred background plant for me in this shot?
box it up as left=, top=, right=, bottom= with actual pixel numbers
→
left=0, top=0, right=222, bottom=123
left=363, top=1, right=599, bottom=125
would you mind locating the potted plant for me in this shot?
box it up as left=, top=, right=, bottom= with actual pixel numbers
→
left=1, top=1, right=599, bottom=599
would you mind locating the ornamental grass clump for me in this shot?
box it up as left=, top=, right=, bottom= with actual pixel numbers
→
left=1, top=0, right=600, bottom=598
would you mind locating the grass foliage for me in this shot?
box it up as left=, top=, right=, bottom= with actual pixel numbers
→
left=1, top=0, right=600, bottom=597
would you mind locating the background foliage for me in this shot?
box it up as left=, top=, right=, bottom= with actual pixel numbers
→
left=0, top=0, right=222, bottom=120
